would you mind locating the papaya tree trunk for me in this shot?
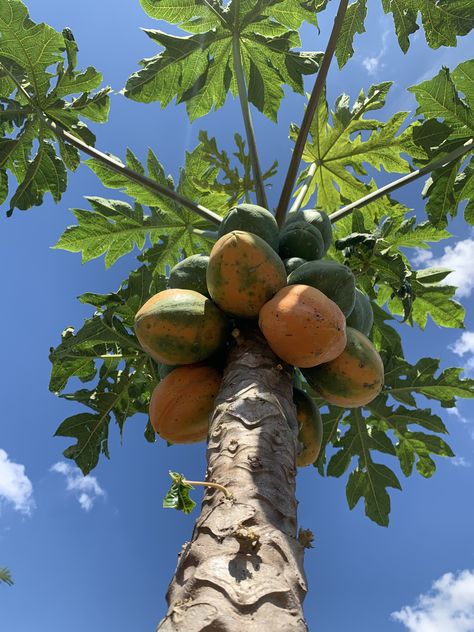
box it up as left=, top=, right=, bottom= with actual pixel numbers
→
left=157, top=328, right=309, bottom=631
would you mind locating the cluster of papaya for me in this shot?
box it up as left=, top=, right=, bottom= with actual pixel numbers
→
left=134, top=204, right=384, bottom=466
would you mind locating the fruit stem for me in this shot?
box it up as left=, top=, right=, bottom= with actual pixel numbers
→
left=329, top=137, right=474, bottom=223
left=184, top=479, right=233, bottom=499
left=275, top=0, right=349, bottom=226
left=192, top=228, right=219, bottom=240
left=288, top=163, right=318, bottom=215
left=232, top=14, right=268, bottom=209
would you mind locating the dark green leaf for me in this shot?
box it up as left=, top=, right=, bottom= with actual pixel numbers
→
left=382, top=0, right=474, bottom=53
left=163, top=471, right=196, bottom=514
left=0, top=0, right=110, bottom=212
left=125, top=1, right=321, bottom=121
left=335, top=0, right=367, bottom=69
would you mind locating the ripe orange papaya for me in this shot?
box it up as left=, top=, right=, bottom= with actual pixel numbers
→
left=149, top=364, right=222, bottom=443
left=302, top=327, right=384, bottom=407
left=134, top=289, right=228, bottom=365
left=258, top=284, right=346, bottom=368
left=207, top=230, right=287, bottom=318
left=293, top=387, right=323, bottom=467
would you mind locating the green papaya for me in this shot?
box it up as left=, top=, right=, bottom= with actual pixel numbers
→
left=293, top=387, right=323, bottom=467
left=279, top=221, right=325, bottom=261
left=285, top=209, right=333, bottom=253
left=283, top=257, right=307, bottom=275
left=217, top=203, right=279, bottom=251
left=168, top=254, right=210, bottom=297
left=346, top=289, right=373, bottom=336
left=287, top=260, right=356, bottom=316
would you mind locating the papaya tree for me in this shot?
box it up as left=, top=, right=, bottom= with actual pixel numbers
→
left=1, top=0, right=474, bottom=630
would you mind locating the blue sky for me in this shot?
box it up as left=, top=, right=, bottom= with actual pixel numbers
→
left=1, top=2, right=474, bottom=631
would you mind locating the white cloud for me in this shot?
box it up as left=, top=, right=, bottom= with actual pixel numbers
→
left=452, top=456, right=471, bottom=468
left=362, top=29, right=390, bottom=76
left=362, top=56, right=381, bottom=75
left=413, top=237, right=474, bottom=299
left=450, top=332, right=474, bottom=374
left=0, top=449, right=35, bottom=516
left=447, top=407, right=469, bottom=424
left=51, top=461, right=105, bottom=512
left=392, top=570, right=474, bottom=632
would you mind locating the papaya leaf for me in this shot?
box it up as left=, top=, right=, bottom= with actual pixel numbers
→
left=0, top=567, right=14, bottom=586
left=410, top=60, right=474, bottom=226
left=383, top=357, right=474, bottom=408
left=293, top=83, right=425, bottom=213
left=367, top=399, right=453, bottom=478
left=163, top=472, right=196, bottom=514
left=124, top=0, right=322, bottom=121
left=0, top=0, right=111, bottom=213
left=381, top=0, right=474, bottom=53
left=197, top=131, right=278, bottom=206
left=50, top=266, right=168, bottom=473
left=335, top=0, right=366, bottom=69
left=63, top=146, right=225, bottom=270
left=327, top=409, right=401, bottom=526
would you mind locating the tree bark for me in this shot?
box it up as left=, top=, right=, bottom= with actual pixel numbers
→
left=157, top=328, right=308, bottom=631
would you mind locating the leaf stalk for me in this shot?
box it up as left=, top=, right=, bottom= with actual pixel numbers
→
left=183, top=479, right=233, bottom=499
left=275, top=0, right=349, bottom=226
left=232, top=27, right=268, bottom=208
left=329, top=138, right=474, bottom=223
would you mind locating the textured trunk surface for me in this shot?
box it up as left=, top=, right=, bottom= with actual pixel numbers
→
left=157, top=329, right=308, bottom=631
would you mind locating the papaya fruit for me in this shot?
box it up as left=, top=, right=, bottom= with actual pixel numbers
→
left=217, top=203, right=279, bottom=251
left=285, top=209, right=333, bottom=253
left=168, top=254, right=210, bottom=297
left=302, top=327, right=384, bottom=408
left=134, top=289, right=228, bottom=365
left=293, top=387, right=323, bottom=467
left=258, top=284, right=346, bottom=368
left=346, top=289, right=373, bottom=336
left=149, top=364, right=221, bottom=443
left=284, top=257, right=307, bottom=275
left=207, top=230, right=287, bottom=318
left=287, top=260, right=356, bottom=317
left=279, top=221, right=325, bottom=261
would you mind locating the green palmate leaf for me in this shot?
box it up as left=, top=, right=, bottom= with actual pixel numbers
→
left=197, top=130, right=277, bottom=206
left=368, top=399, right=452, bottom=478
left=410, top=60, right=474, bottom=227
left=124, top=0, right=322, bottom=121
left=381, top=0, right=474, bottom=53
left=67, top=145, right=226, bottom=270
left=456, top=160, right=474, bottom=224
left=326, top=409, right=401, bottom=526
left=293, top=83, right=425, bottom=214
left=383, top=357, right=474, bottom=408
left=382, top=272, right=465, bottom=330
left=335, top=0, right=367, bottom=69
left=55, top=197, right=182, bottom=268
left=337, top=210, right=462, bottom=329
left=0, top=567, right=13, bottom=586
left=315, top=406, right=347, bottom=475
left=163, top=472, right=196, bottom=514
left=0, top=0, right=111, bottom=213
left=50, top=266, right=166, bottom=474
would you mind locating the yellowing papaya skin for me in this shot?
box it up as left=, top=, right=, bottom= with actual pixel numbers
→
left=134, top=288, right=227, bottom=365
left=293, top=387, right=323, bottom=467
left=207, top=230, right=287, bottom=318
left=149, top=364, right=222, bottom=443
left=258, top=284, right=347, bottom=368
left=302, top=327, right=384, bottom=408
